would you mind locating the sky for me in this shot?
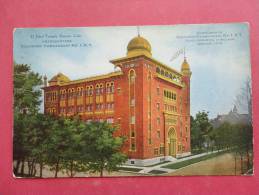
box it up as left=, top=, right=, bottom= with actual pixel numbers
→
left=13, top=23, right=251, bottom=119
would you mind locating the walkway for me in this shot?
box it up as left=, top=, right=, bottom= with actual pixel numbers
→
left=119, top=150, right=223, bottom=175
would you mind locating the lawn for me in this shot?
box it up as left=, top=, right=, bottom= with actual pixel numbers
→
left=162, top=151, right=225, bottom=169
left=145, top=161, right=170, bottom=167
left=148, top=170, right=167, bottom=174
left=118, top=167, right=142, bottom=172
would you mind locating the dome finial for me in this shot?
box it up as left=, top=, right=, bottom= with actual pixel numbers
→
left=137, top=26, right=140, bottom=37
left=127, top=35, right=152, bottom=57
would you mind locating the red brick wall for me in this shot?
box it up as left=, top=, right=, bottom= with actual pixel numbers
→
left=43, top=56, right=191, bottom=160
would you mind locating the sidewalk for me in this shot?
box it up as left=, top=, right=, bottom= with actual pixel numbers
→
left=119, top=150, right=223, bottom=174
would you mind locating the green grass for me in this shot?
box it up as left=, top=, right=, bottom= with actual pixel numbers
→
left=144, top=161, right=170, bottom=167
left=148, top=170, right=167, bottom=174
left=119, top=167, right=142, bottom=172
left=162, top=151, right=225, bottom=169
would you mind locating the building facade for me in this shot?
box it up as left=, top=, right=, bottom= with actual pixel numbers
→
left=43, top=35, right=192, bottom=166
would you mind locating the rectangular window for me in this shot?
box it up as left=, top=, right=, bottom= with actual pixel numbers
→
left=131, top=131, right=135, bottom=137
left=157, top=117, right=160, bottom=125
left=147, top=95, right=151, bottom=101
left=107, top=118, right=114, bottom=124
left=160, top=146, right=165, bottom=154
left=157, top=131, right=160, bottom=138
left=157, top=87, right=160, bottom=95
left=131, top=143, right=135, bottom=150
left=154, top=148, right=159, bottom=156
left=131, top=116, right=135, bottom=124
left=130, top=99, right=135, bottom=106
left=148, top=123, right=151, bottom=131
left=156, top=103, right=160, bottom=111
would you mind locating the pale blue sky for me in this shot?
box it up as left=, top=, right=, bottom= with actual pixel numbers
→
left=13, top=23, right=251, bottom=118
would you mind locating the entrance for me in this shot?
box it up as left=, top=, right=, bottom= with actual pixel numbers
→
left=168, top=128, right=177, bottom=157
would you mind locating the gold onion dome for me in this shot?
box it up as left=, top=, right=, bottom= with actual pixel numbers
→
left=181, top=58, right=191, bottom=76
left=127, top=35, right=152, bottom=57
left=181, top=58, right=190, bottom=70
left=49, top=72, right=70, bottom=86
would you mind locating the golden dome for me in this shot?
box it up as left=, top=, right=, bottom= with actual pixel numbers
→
left=49, top=72, right=70, bottom=86
left=181, top=58, right=190, bottom=70
left=127, top=35, right=152, bottom=57
left=181, top=58, right=191, bottom=76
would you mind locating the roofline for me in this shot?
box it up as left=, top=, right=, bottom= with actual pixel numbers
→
left=110, top=54, right=182, bottom=76
left=45, top=71, right=123, bottom=87
left=61, top=71, right=123, bottom=86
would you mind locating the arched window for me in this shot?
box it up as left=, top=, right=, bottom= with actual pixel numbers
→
left=161, top=69, right=165, bottom=75
left=129, top=69, right=136, bottom=83
left=156, top=67, right=161, bottom=74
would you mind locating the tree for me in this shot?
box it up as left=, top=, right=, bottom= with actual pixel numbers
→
left=234, top=77, right=253, bottom=173
left=191, top=111, right=213, bottom=153
left=13, top=63, right=43, bottom=176
left=80, top=121, right=127, bottom=177
left=210, top=122, right=233, bottom=151
left=60, top=117, right=88, bottom=177
left=30, top=114, right=53, bottom=177
left=231, top=123, right=253, bottom=174
left=235, top=77, right=252, bottom=124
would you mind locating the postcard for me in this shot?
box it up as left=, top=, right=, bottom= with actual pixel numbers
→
left=13, top=23, right=252, bottom=178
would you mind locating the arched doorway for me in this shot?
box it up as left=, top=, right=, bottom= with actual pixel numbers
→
left=168, top=127, right=177, bottom=157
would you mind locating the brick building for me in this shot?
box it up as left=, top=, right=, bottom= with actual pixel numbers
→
left=43, top=35, right=192, bottom=166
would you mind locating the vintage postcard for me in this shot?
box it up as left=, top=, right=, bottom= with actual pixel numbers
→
left=13, top=23, right=252, bottom=178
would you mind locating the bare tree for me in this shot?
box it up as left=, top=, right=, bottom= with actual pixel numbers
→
left=235, top=76, right=252, bottom=124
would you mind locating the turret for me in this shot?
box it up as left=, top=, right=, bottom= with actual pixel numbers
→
left=181, top=57, right=192, bottom=77
left=43, top=75, right=48, bottom=87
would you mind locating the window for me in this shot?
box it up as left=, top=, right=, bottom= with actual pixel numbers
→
left=131, top=143, right=136, bottom=150
left=106, top=82, right=114, bottom=93
left=161, top=69, right=164, bottom=75
left=186, top=127, right=188, bottom=133
left=130, top=71, right=135, bottom=83
left=156, top=103, right=160, bottom=111
left=96, top=104, right=103, bottom=110
left=131, top=131, right=135, bottom=137
left=131, top=116, right=135, bottom=124
left=157, top=87, right=160, bottom=95
left=154, top=148, right=159, bottom=156
left=156, top=67, right=161, bottom=74
left=107, top=118, right=114, bottom=124
left=106, top=103, right=114, bottom=110
left=148, top=123, right=151, bottom=131
left=157, top=131, right=160, bottom=138
left=147, top=95, right=151, bottom=101
left=160, top=146, right=165, bottom=154
left=77, top=106, right=83, bottom=112
left=86, top=105, right=92, bottom=112
left=157, top=117, right=160, bottom=125
left=130, top=99, right=135, bottom=106
left=148, top=72, right=151, bottom=80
